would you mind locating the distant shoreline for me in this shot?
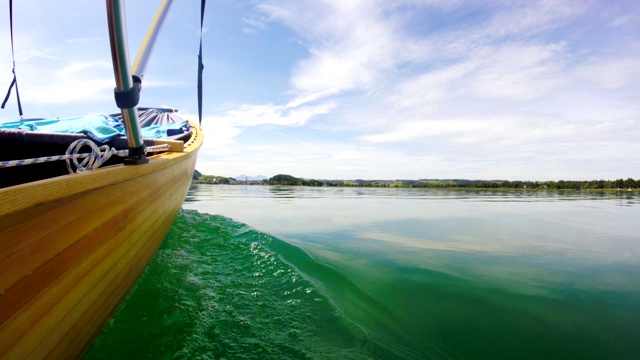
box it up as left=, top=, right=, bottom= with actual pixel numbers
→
left=192, top=172, right=638, bottom=191
left=191, top=183, right=639, bottom=191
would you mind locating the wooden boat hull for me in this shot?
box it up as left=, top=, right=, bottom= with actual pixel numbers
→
left=0, top=123, right=202, bottom=358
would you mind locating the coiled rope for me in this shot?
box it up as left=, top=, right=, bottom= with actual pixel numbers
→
left=64, top=138, right=127, bottom=173
left=0, top=139, right=170, bottom=173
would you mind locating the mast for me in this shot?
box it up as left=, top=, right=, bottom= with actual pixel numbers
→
left=106, top=0, right=180, bottom=164
left=106, top=0, right=147, bottom=165
left=132, top=0, right=174, bottom=81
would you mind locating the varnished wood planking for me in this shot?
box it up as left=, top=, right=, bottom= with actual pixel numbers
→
left=0, top=152, right=188, bottom=261
left=0, top=150, right=192, bottom=280
left=0, top=124, right=201, bottom=290
left=2, top=195, right=166, bottom=358
left=0, top=150, right=193, bottom=302
left=0, top=192, right=85, bottom=263
left=0, top=171, right=177, bottom=326
left=0, top=157, right=195, bottom=355
left=47, top=172, right=192, bottom=358
left=25, top=170, right=191, bottom=359
left=0, top=155, right=196, bottom=358
left=0, top=122, right=201, bottom=359
left=0, top=172, right=172, bottom=296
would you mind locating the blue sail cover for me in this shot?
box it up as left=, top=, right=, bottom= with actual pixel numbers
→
left=0, top=108, right=190, bottom=143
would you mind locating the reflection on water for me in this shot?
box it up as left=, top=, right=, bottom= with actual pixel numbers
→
left=182, top=185, right=640, bottom=359
left=184, top=185, right=639, bottom=262
left=186, top=185, right=640, bottom=200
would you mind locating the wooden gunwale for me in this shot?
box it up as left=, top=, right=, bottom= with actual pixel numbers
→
left=1, top=140, right=190, bottom=216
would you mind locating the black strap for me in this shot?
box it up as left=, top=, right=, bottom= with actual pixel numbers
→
left=197, top=0, right=206, bottom=126
left=2, top=0, right=23, bottom=117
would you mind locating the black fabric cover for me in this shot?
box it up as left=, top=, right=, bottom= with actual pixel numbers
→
left=110, top=107, right=183, bottom=127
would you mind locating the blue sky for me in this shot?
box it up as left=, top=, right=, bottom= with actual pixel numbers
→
left=1, top=0, right=639, bottom=180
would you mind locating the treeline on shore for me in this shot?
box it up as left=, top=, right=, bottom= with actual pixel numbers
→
left=192, top=170, right=236, bottom=184
left=193, top=171, right=639, bottom=190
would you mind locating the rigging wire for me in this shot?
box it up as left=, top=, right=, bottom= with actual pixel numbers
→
left=1, top=0, right=24, bottom=118
left=198, top=0, right=206, bottom=126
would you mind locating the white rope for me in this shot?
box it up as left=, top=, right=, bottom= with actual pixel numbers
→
left=145, top=144, right=170, bottom=153
left=0, top=140, right=171, bottom=173
left=64, top=139, right=127, bottom=173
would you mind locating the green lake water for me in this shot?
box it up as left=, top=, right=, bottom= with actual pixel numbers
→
left=86, top=185, right=640, bottom=359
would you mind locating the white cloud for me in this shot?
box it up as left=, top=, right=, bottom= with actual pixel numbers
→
left=257, top=0, right=407, bottom=106
left=209, top=0, right=636, bottom=180
left=24, top=78, right=114, bottom=104
left=198, top=114, right=242, bottom=155
left=480, top=1, right=584, bottom=39
left=195, top=98, right=339, bottom=169
left=16, top=60, right=114, bottom=105
left=226, top=102, right=337, bottom=127
left=573, top=57, right=640, bottom=90
left=395, top=63, right=470, bottom=102
left=65, top=37, right=103, bottom=44
left=56, top=61, right=112, bottom=78
left=465, top=43, right=567, bottom=100
left=359, top=118, right=492, bottom=143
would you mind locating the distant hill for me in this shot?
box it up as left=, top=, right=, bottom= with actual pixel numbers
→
left=235, top=175, right=268, bottom=181
left=268, top=174, right=323, bottom=186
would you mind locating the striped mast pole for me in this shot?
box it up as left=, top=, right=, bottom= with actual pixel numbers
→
left=132, top=0, right=174, bottom=82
